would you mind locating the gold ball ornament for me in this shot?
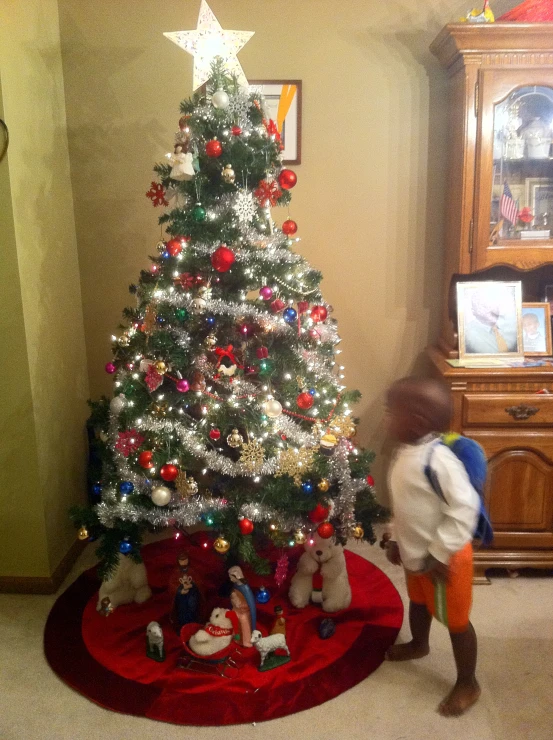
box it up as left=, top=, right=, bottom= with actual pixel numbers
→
left=204, top=333, right=217, bottom=348
left=318, top=478, right=330, bottom=493
left=156, top=240, right=166, bottom=253
left=222, top=164, right=236, bottom=184
left=294, top=530, right=307, bottom=545
left=118, top=334, right=130, bottom=347
left=227, top=428, right=244, bottom=448
left=262, top=399, right=283, bottom=418
left=213, top=535, right=230, bottom=554
left=77, top=526, right=89, bottom=541
left=155, top=361, right=167, bottom=375
left=352, top=523, right=365, bottom=540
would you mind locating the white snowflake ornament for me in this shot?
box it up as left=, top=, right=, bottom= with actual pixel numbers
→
left=233, top=189, right=257, bottom=225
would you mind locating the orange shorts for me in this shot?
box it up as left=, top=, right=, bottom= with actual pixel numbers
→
left=406, top=542, right=473, bottom=633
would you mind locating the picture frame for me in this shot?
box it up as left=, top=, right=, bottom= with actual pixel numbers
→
left=522, top=303, right=552, bottom=356
left=456, top=281, right=524, bottom=361
left=544, top=284, right=553, bottom=313
left=524, top=177, right=553, bottom=227
left=248, top=80, right=302, bottom=164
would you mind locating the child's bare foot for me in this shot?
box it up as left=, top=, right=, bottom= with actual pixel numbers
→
left=386, top=641, right=429, bottom=661
left=438, top=679, right=481, bottom=716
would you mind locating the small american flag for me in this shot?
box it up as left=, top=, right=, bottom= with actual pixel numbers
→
left=500, top=182, right=519, bottom=225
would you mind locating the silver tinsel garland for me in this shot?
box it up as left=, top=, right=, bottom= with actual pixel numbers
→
left=328, top=440, right=369, bottom=538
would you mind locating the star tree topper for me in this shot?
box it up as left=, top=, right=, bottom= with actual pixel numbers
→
left=164, top=0, right=254, bottom=90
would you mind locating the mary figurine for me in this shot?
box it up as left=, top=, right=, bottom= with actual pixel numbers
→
left=228, top=566, right=257, bottom=648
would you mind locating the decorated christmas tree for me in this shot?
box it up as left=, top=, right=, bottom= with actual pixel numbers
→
left=72, top=9, right=386, bottom=579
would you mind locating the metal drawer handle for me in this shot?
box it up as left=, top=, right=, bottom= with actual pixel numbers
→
left=505, top=404, right=539, bottom=421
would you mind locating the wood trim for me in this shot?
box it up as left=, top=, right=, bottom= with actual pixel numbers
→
left=0, top=538, right=86, bottom=594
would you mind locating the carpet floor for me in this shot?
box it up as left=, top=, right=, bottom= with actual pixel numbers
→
left=1, top=528, right=552, bottom=740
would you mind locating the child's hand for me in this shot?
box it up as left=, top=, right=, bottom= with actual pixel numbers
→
left=385, top=540, right=402, bottom=566
left=423, top=554, right=449, bottom=583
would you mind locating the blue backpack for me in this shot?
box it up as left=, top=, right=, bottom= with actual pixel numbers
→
left=424, top=433, right=494, bottom=547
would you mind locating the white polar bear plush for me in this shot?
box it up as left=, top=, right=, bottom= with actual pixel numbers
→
left=96, top=553, right=152, bottom=611
left=289, top=532, right=352, bottom=613
left=188, top=608, right=239, bottom=657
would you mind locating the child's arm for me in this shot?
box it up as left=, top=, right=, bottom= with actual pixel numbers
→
left=426, top=446, right=480, bottom=566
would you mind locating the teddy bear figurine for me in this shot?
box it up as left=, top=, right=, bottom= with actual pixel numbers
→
left=96, top=553, right=151, bottom=612
left=187, top=608, right=239, bottom=657
left=289, top=531, right=352, bottom=613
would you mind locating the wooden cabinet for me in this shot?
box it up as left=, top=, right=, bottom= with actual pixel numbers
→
left=429, top=25, right=553, bottom=580
left=429, top=348, right=553, bottom=581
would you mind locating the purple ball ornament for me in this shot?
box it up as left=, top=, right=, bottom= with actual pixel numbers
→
left=105, top=362, right=116, bottom=374
left=176, top=379, right=190, bottom=393
left=259, top=286, right=273, bottom=301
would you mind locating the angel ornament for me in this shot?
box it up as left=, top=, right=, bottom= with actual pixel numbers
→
left=168, top=145, right=195, bottom=181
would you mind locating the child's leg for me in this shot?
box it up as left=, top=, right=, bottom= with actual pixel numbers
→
left=439, top=621, right=480, bottom=716
left=386, top=600, right=432, bottom=660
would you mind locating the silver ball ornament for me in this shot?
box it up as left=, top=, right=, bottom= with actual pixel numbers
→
left=151, top=486, right=172, bottom=506
left=110, top=394, right=126, bottom=415
left=212, top=89, right=230, bottom=109
left=262, top=399, right=283, bottom=418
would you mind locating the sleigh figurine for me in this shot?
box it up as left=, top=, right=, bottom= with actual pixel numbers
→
left=177, top=608, right=242, bottom=678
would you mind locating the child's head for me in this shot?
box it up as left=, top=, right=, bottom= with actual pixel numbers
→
left=386, top=377, right=451, bottom=444
left=523, top=313, right=539, bottom=334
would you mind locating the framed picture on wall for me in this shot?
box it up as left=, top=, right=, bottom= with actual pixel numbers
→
left=248, top=80, right=302, bottom=164
left=522, top=303, right=552, bottom=356
left=456, top=281, right=523, bottom=360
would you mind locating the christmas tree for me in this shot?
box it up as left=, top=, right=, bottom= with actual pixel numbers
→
left=73, top=58, right=387, bottom=578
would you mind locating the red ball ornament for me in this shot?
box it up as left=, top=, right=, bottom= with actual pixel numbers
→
left=138, top=451, right=154, bottom=469
left=308, top=502, right=330, bottom=523
left=297, top=391, right=314, bottom=410
left=160, top=464, right=178, bottom=482
left=211, top=245, right=235, bottom=272
left=209, top=428, right=221, bottom=441
left=282, top=219, right=298, bottom=235
left=366, top=475, right=375, bottom=487
left=231, top=126, right=242, bottom=136
left=239, top=517, right=254, bottom=535
left=166, top=238, right=183, bottom=257
left=206, top=139, right=223, bottom=158
left=317, top=521, right=335, bottom=539
left=310, top=305, right=328, bottom=323
left=278, top=169, right=297, bottom=190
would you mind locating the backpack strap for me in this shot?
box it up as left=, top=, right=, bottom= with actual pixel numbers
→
left=423, top=440, right=448, bottom=503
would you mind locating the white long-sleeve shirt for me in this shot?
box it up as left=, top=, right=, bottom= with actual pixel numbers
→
left=387, top=436, right=480, bottom=571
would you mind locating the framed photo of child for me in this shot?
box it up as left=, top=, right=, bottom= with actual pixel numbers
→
left=456, top=281, right=523, bottom=361
left=521, top=303, right=552, bottom=356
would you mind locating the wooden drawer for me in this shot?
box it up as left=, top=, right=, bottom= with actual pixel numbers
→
left=463, top=394, right=553, bottom=427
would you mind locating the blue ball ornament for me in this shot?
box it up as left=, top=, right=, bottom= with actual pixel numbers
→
left=156, top=316, right=166, bottom=325
left=119, top=481, right=134, bottom=495
left=301, top=480, right=314, bottom=494
left=206, top=314, right=216, bottom=328
left=162, top=250, right=170, bottom=259
left=308, top=388, right=316, bottom=396
left=119, top=539, right=133, bottom=554
left=256, top=585, right=271, bottom=604
left=283, top=307, right=297, bottom=324
left=92, top=483, right=103, bottom=496
left=319, top=617, right=336, bottom=640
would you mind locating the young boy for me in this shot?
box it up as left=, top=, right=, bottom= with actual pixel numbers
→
left=384, top=377, right=481, bottom=717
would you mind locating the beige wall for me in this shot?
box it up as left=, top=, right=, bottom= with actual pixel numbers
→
left=0, top=0, right=89, bottom=577
left=57, top=0, right=515, bottom=494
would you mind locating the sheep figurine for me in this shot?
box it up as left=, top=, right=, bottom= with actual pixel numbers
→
left=146, top=621, right=165, bottom=662
left=250, top=629, right=290, bottom=669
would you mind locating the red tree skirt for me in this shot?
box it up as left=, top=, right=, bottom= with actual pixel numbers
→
left=44, top=536, right=403, bottom=726
left=500, top=0, right=553, bottom=21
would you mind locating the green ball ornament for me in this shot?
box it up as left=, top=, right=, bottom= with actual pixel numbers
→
left=258, top=358, right=275, bottom=376
left=192, top=204, right=207, bottom=222
left=175, top=307, right=189, bottom=322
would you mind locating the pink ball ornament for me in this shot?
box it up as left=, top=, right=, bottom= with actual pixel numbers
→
left=105, top=362, right=116, bottom=374
left=259, top=286, right=273, bottom=301
left=176, top=379, right=190, bottom=393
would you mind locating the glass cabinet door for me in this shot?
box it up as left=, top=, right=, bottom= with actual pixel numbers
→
left=474, top=71, right=553, bottom=270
